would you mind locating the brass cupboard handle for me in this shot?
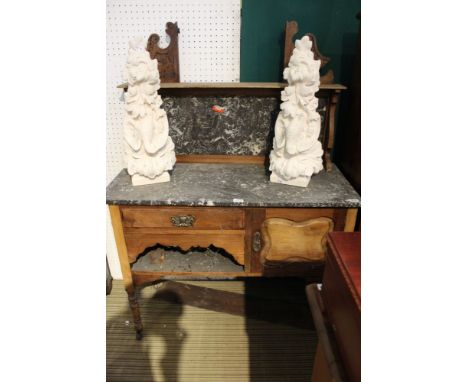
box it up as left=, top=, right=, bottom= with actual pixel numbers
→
left=253, top=231, right=262, bottom=252
left=171, top=215, right=196, bottom=227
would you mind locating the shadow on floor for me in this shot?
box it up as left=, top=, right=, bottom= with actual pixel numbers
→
left=107, top=290, right=185, bottom=382
left=154, top=278, right=317, bottom=381
left=244, top=278, right=317, bottom=382
left=107, top=279, right=316, bottom=381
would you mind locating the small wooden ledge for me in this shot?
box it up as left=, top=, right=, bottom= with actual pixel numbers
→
left=117, top=82, right=346, bottom=97
left=117, top=81, right=347, bottom=90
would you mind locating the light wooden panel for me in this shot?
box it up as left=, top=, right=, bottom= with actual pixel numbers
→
left=261, top=217, right=334, bottom=263
left=108, top=205, right=134, bottom=292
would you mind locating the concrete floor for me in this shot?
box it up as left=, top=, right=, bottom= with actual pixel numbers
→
left=107, top=279, right=317, bottom=382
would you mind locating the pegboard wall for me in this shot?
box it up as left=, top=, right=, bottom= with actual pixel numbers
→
left=107, top=0, right=241, bottom=181
left=106, top=0, right=241, bottom=278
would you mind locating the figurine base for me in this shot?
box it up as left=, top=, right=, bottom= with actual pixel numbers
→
left=131, top=172, right=170, bottom=186
left=270, top=173, right=310, bottom=188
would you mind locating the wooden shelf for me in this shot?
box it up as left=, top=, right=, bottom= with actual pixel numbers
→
left=130, top=247, right=248, bottom=285
left=117, top=81, right=347, bottom=91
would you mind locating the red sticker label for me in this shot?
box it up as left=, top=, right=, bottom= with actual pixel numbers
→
left=211, top=105, right=225, bottom=113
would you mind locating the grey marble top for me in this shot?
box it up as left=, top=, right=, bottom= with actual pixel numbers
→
left=106, top=163, right=360, bottom=208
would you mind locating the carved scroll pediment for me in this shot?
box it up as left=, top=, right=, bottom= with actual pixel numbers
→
left=284, top=21, right=334, bottom=84
left=147, top=22, right=180, bottom=83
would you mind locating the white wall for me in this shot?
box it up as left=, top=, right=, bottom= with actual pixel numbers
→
left=106, top=0, right=241, bottom=278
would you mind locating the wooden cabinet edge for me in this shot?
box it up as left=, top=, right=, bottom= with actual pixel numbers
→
left=108, top=205, right=134, bottom=292
left=344, top=208, right=358, bottom=232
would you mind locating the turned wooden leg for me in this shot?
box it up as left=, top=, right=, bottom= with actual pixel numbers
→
left=109, top=205, right=144, bottom=341
left=127, top=289, right=143, bottom=340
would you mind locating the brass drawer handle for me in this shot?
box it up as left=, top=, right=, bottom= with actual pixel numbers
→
left=171, top=215, right=196, bottom=227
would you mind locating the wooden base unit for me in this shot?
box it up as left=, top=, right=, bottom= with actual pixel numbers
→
left=109, top=205, right=358, bottom=339
left=113, top=206, right=356, bottom=273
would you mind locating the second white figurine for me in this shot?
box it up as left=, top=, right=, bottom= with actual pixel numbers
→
left=269, top=35, right=324, bottom=187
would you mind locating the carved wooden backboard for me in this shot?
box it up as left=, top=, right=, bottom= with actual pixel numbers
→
left=284, top=21, right=334, bottom=84
left=147, top=22, right=180, bottom=83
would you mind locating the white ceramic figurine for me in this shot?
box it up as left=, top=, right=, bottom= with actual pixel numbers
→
left=122, top=37, right=176, bottom=186
left=269, top=35, right=323, bottom=187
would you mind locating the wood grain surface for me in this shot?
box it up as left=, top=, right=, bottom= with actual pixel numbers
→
left=121, top=206, right=245, bottom=229
left=176, top=154, right=265, bottom=164
left=260, top=217, right=334, bottom=263
left=124, top=228, right=245, bottom=265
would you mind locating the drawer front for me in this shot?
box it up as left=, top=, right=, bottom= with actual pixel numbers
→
left=124, top=228, right=245, bottom=265
left=265, top=208, right=347, bottom=231
left=121, top=206, right=245, bottom=230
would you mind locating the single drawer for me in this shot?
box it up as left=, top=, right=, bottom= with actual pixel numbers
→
left=120, top=206, right=245, bottom=230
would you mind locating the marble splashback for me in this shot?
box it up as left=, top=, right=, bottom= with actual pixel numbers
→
left=162, top=96, right=327, bottom=155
